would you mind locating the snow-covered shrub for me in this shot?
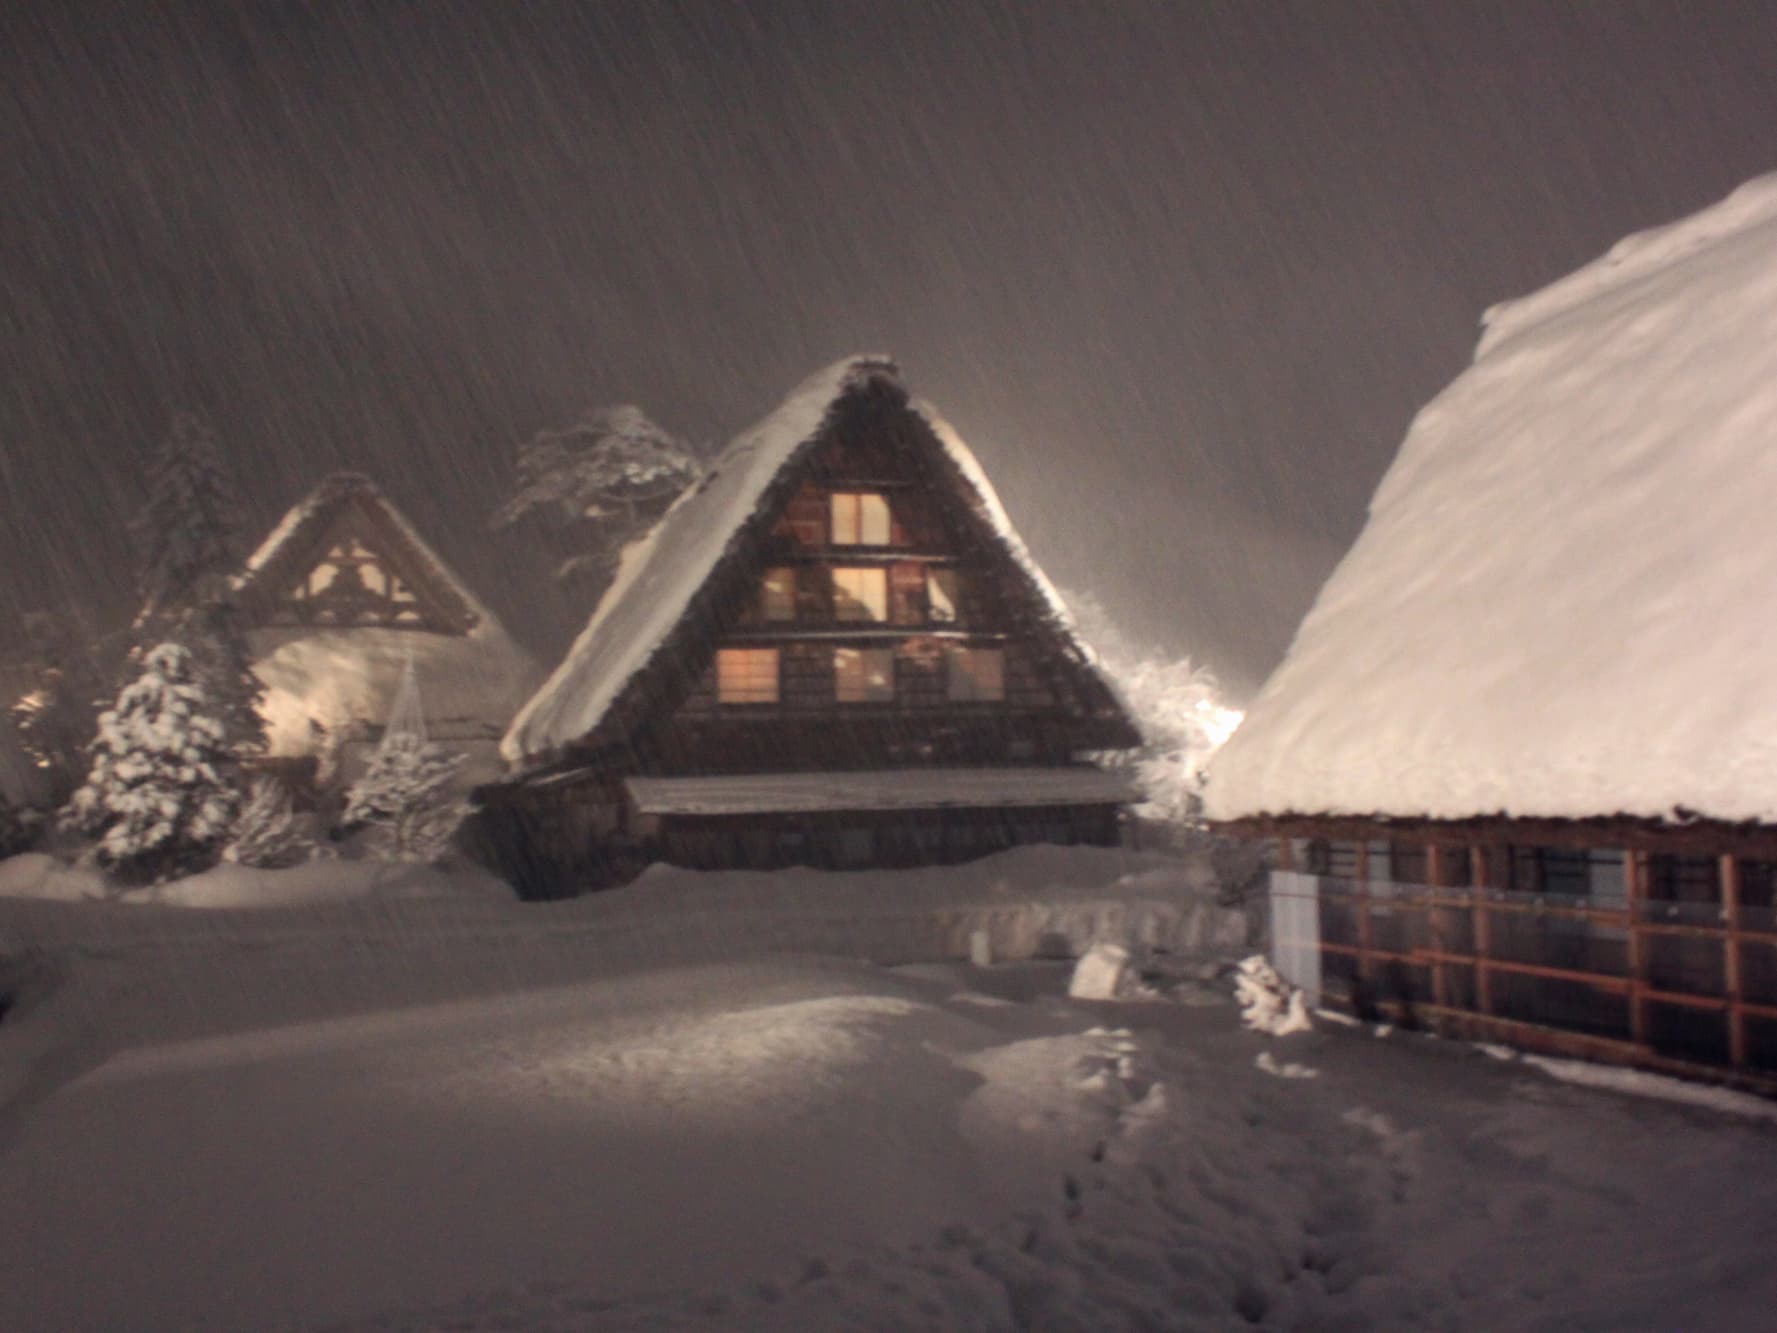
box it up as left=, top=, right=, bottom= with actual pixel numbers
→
left=341, top=734, right=469, bottom=863
left=0, top=793, right=43, bottom=859
left=1235, top=955, right=1312, bottom=1036
left=1063, top=590, right=1243, bottom=841
left=63, top=643, right=241, bottom=883
left=222, top=776, right=313, bottom=868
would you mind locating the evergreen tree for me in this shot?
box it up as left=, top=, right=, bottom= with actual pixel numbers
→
left=64, top=642, right=240, bottom=882
left=493, top=404, right=704, bottom=585
left=0, top=792, right=40, bottom=859
left=341, top=736, right=468, bottom=863
left=128, top=411, right=266, bottom=755
left=131, top=411, right=246, bottom=620
left=8, top=608, right=113, bottom=806
left=222, top=775, right=313, bottom=868
left=340, top=656, right=468, bottom=863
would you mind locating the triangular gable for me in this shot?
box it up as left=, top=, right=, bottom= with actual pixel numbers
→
left=504, top=356, right=1135, bottom=765
left=236, top=474, right=483, bottom=635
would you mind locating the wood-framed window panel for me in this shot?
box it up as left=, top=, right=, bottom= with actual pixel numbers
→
left=946, top=645, right=1005, bottom=702
left=926, top=567, right=959, bottom=623
left=830, top=491, right=892, bottom=546
left=715, top=647, right=780, bottom=704
left=831, top=567, right=889, bottom=622
left=760, top=567, right=797, bottom=621
left=834, top=647, right=895, bottom=703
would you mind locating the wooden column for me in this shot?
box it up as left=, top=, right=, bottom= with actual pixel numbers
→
left=1276, top=835, right=1295, bottom=872
left=1470, top=845, right=1494, bottom=1015
left=1626, top=850, right=1649, bottom=1046
left=1426, top=843, right=1450, bottom=1009
left=1722, top=853, right=1748, bottom=1066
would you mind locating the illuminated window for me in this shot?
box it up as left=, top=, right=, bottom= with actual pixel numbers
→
left=926, top=568, right=958, bottom=623
left=716, top=647, right=779, bottom=704
left=946, top=645, right=1004, bottom=702
left=830, top=491, right=891, bottom=545
left=832, top=567, right=888, bottom=621
left=835, top=647, right=895, bottom=703
left=761, top=567, right=796, bottom=620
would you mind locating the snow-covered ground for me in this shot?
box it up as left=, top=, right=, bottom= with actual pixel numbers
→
left=3, top=846, right=1776, bottom=1330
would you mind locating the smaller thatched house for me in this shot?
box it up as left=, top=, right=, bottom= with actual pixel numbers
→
left=235, top=473, right=537, bottom=790
left=1208, top=175, right=1777, bottom=1087
left=482, top=356, right=1138, bottom=894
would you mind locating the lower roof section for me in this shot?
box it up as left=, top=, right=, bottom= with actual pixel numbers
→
left=624, top=766, right=1135, bottom=817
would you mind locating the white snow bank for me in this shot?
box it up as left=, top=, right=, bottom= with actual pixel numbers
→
left=1521, top=1052, right=1777, bottom=1123
left=1208, top=173, right=1777, bottom=823
left=0, top=853, right=108, bottom=903
left=0, top=851, right=513, bottom=908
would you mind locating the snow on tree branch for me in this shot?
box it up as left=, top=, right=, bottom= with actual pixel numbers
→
left=63, top=642, right=241, bottom=883
left=492, top=404, right=704, bottom=584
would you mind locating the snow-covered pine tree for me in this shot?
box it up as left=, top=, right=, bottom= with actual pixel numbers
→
left=492, top=404, right=704, bottom=584
left=64, top=642, right=241, bottom=882
left=223, top=775, right=313, bottom=868
left=131, top=411, right=246, bottom=621
left=340, top=657, right=468, bottom=862
left=128, top=411, right=266, bottom=755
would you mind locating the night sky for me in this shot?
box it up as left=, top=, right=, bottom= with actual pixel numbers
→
left=5, top=1, right=1777, bottom=697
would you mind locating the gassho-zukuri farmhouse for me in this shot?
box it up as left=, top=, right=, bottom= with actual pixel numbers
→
left=1207, top=173, right=1777, bottom=1087
left=476, top=356, right=1140, bottom=894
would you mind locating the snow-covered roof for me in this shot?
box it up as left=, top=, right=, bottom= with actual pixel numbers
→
left=239, top=472, right=501, bottom=635
left=625, top=767, right=1136, bottom=816
left=1207, top=173, right=1777, bottom=826
left=503, top=355, right=1108, bottom=765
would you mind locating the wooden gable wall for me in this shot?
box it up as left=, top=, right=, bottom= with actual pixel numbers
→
left=608, top=384, right=1134, bottom=775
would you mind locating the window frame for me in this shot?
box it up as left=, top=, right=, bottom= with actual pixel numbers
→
left=831, top=566, right=889, bottom=622
left=760, top=566, right=797, bottom=621
left=830, top=491, right=892, bottom=546
left=834, top=646, right=896, bottom=704
left=946, top=644, right=1005, bottom=702
left=715, top=647, right=780, bottom=705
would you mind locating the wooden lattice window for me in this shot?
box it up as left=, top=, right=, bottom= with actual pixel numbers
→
left=926, top=568, right=959, bottom=623
left=830, top=492, right=891, bottom=546
left=832, top=567, right=888, bottom=622
left=835, top=647, right=895, bottom=703
left=716, top=648, right=779, bottom=704
left=761, top=567, right=797, bottom=621
left=286, top=539, right=424, bottom=626
left=946, top=645, right=1004, bottom=702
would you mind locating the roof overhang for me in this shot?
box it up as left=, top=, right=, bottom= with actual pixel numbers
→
left=624, top=767, right=1135, bottom=817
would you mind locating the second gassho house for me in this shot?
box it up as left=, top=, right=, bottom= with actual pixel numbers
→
left=233, top=472, right=538, bottom=790
left=1207, top=175, right=1777, bottom=1085
left=481, top=356, right=1139, bottom=892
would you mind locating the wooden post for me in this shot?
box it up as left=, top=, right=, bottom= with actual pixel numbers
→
left=1276, top=834, right=1295, bottom=872
left=1471, top=844, right=1494, bottom=1015
left=1427, top=843, right=1451, bottom=1009
left=1355, top=839, right=1375, bottom=988
left=1722, top=853, right=1748, bottom=1066
left=1626, top=850, right=1649, bottom=1046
